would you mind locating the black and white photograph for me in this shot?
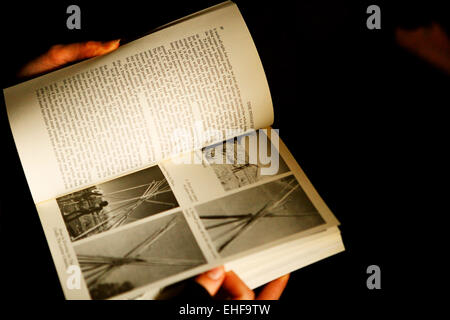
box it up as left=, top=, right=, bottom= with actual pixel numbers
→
left=74, top=211, right=206, bottom=299
left=56, top=165, right=179, bottom=241
left=204, top=130, right=290, bottom=191
left=196, top=175, right=325, bottom=257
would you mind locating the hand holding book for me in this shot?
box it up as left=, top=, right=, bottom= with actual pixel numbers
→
left=16, top=38, right=290, bottom=300
left=5, top=2, right=342, bottom=300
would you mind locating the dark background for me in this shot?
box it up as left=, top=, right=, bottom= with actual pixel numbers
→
left=0, top=0, right=447, bottom=309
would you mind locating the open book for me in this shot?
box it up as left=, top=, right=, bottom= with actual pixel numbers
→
left=3, top=1, right=344, bottom=300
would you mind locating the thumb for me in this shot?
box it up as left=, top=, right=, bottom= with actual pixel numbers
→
left=195, top=266, right=226, bottom=296
left=18, top=39, right=120, bottom=78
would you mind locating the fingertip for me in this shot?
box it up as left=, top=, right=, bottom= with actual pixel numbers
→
left=255, top=274, right=290, bottom=300
left=221, top=271, right=255, bottom=300
left=279, top=273, right=290, bottom=282
left=84, top=40, right=120, bottom=57
left=206, top=266, right=226, bottom=280
left=195, top=266, right=226, bottom=297
left=103, top=39, right=121, bottom=52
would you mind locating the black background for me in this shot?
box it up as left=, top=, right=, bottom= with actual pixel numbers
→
left=0, top=0, right=447, bottom=310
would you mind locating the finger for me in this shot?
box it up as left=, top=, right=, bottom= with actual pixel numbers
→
left=256, top=274, right=290, bottom=300
left=195, top=266, right=226, bottom=296
left=18, top=39, right=120, bottom=78
left=395, top=23, right=450, bottom=75
left=220, top=271, right=255, bottom=300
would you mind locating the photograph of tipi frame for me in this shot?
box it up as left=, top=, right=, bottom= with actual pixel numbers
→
left=196, top=175, right=325, bottom=257
left=203, top=130, right=290, bottom=191
left=56, top=165, right=179, bottom=242
left=74, top=211, right=206, bottom=299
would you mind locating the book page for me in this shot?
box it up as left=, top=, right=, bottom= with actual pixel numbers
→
left=4, top=1, right=273, bottom=203
left=35, top=130, right=342, bottom=299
